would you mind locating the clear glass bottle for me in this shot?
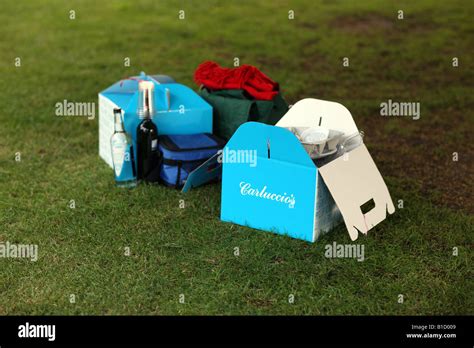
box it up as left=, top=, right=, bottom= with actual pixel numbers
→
left=110, top=108, right=137, bottom=188
left=136, top=81, right=161, bottom=182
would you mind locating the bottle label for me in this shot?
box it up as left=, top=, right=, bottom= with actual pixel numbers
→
left=151, top=139, right=158, bottom=151
left=112, top=139, right=135, bottom=181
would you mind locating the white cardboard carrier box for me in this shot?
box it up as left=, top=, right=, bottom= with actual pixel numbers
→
left=276, top=98, right=396, bottom=240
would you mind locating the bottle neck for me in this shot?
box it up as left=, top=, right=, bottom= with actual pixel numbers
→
left=114, top=111, right=125, bottom=132
left=137, top=81, right=155, bottom=119
left=139, top=111, right=151, bottom=120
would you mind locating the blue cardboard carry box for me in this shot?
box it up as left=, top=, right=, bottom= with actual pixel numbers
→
left=220, top=98, right=395, bottom=242
left=98, top=73, right=213, bottom=168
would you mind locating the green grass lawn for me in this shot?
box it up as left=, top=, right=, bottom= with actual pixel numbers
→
left=0, top=0, right=472, bottom=315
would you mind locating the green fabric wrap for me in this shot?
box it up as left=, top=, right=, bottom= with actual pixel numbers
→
left=199, top=88, right=289, bottom=140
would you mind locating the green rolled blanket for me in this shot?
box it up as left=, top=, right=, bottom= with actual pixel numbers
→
left=199, top=88, right=289, bottom=141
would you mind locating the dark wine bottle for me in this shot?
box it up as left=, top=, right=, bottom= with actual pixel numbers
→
left=136, top=81, right=161, bottom=182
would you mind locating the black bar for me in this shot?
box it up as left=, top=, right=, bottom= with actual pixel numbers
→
left=0, top=316, right=471, bottom=345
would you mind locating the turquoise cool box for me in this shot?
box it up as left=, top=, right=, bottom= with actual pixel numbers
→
left=99, top=73, right=213, bottom=168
